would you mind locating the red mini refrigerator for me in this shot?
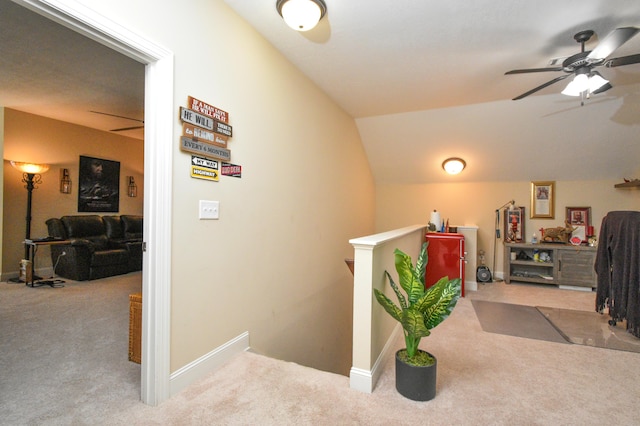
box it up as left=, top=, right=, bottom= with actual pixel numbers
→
left=425, top=233, right=465, bottom=297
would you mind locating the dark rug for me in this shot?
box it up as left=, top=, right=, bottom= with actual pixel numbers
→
left=472, top=300, right=640, bottom=353
left=471, top=300, right=568, bottom=344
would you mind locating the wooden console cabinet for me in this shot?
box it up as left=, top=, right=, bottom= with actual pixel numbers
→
left=504, top=242, right=597, bottom=289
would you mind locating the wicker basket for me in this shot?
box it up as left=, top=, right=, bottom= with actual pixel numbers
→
left=129, top=293, right=142, bottom=364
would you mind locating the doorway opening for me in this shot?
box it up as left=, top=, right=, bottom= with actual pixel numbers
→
left=9, top=0, right=174, bottom=406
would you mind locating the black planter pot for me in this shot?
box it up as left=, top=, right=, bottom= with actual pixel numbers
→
left=395, top=349, right=437, bottom=401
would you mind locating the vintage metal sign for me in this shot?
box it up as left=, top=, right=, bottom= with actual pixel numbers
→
left=180, top=136, right=230, bottom=162
left=213, top=120, right=232, bottom=137
left=180, top=107, right=213, bottom=130
left=182, top=123, right=227, bottom=146
left=188, top=96, right=228, bottom=123
left=191, top=156, right=218, bottom=169
left=191, top=165, right=219, bottom=181
left=221, top=162, right=242, bottom=178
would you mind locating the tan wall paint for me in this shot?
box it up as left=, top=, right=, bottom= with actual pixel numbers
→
left=2, top=109, right=144, bottom=276
left=0, top=108, right=4, bottom=274
left=79, top=0, right=376, bottom=374
left=376, top=180, right=640, bottom=277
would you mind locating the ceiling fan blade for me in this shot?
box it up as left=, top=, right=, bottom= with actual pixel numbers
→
left=511, top=74, right=570, bottom=100
left=587, top=27, right=640, bottom=61
left=90, top=110, right=144, bottom=124
left=548, top=56, right=568, bottom=66
left=592, top=82, right=613, bottom=95
left=505, top=67, right=563, bottom=75
left=604, top=53, right=640, bottom=68
left=110, top=125, right=145, bottom=132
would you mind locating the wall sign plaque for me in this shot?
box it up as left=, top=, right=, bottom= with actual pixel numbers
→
left=180, top=107, right=213, bottom=130
left=180, top=136, right=230, bottom=162
left=213, top=120, right=232, bottom=137
left=182, top=123, right=227, bottom=146
left=188, top=96, right=228, bottom=123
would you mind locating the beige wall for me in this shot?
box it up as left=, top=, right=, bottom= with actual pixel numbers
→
left=2, top=109, right=144, bottom=277
left=0, top=108, right=4, bottom=274
left=78, top=0, right=376, bottom=375
left=376, top=180, right=640, bottom=277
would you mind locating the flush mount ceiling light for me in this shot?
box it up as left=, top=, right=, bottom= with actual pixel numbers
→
left=276, top=0, right=327, bottom=32
left=442, top=158, right=466, bottom=175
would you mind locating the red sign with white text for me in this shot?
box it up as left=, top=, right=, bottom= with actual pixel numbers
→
left=188, top=96, right=228, bottom=123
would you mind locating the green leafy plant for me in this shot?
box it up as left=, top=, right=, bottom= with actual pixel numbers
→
left=374, top=241, right=461, bottom=366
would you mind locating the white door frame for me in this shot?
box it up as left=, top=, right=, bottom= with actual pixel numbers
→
left=13, top=0, right=174, bottom=405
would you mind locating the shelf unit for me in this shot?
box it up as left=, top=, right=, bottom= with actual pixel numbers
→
left=614, top=181, right=640, bottom=188
left=504, top=242, right=597, bottom=289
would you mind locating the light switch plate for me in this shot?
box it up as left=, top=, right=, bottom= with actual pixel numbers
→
left=199, top=200, right=219, bottom=220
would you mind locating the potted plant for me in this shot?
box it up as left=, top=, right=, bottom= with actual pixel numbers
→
left=374, top=241, right=461, bottom=401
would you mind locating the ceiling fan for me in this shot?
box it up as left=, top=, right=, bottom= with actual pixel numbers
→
left=505, top=27, right=640, bottom=102
left=89, top=110, right=144, bottom=132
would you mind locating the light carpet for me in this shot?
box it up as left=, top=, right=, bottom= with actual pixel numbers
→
left=3, top=277, right=640, bottom=425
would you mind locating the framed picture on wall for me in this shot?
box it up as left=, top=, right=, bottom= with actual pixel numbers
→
left=78, top=155, right=120, bottom=212
left=530, top=181, right=555, bottom=219
left=566, top=206, right=591, bottom=243
left=504, top=206, right=525, bottom=242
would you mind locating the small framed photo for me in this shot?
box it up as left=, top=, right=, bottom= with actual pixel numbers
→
left=504, top=206, right=525, bottom=242
left=531, top=181, right=555, bottom=219
left=566, top=207, right=591, bottom=243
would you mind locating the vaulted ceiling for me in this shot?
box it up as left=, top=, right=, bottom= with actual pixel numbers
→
left=2, top=1, right=640, bottom=184
left=224, top=0, right=640, bottom=184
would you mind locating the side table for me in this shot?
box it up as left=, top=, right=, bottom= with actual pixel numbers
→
left=23, top=238, right=70, bottom=288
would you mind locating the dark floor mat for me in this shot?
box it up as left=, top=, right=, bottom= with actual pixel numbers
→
left=536, top=306, right=640, bottom=353
left=471, top=300, right=568, bottom=344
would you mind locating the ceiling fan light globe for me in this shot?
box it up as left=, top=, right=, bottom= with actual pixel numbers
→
left=588, top=73, right=609, bottom=93
left=561, top=80, right=582, bottom=96
left=574, top=73, right=589, bottom=91
left=279, top=0, right=323, bottom=31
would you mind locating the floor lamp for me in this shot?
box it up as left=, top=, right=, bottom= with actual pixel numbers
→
left=492, top=199, right=515, bottom=282
left=10, top=161, right=50, bottom=260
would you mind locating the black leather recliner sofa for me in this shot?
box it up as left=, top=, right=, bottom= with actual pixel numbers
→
left=45, top=215, right=143, bottom=281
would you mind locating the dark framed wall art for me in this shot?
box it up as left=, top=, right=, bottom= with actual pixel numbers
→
left=504, top=206, right=525, bottom=242
left=566, top=206, right=591, bottom=243
left=78, top=155, right=120, bottom=212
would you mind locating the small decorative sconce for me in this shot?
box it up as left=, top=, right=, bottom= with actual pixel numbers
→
left=127, top=176, right=138, bottom=197
left=60, top=168, right=72, bottom=194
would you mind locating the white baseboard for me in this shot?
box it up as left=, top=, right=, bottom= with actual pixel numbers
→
left=559, top=285, right=594, bottom=292
left=350, top=323, right=401, bottom=393
left=169, top=331, right=250, bottom=397
left=466, top=280, right=478, bottom=292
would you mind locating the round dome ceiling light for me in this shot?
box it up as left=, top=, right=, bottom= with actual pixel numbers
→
left=442, top=158, right=466, bottom=175
left=276, top=0, right=327, bottom=32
